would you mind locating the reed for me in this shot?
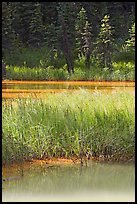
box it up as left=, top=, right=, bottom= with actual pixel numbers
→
left=2, top=91, right=135, bottom=164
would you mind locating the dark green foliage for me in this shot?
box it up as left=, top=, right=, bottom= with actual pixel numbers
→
left=113, top=22, right=135, bottom=63
left=2, top=2, right=18, bottom=51
left=2, top=61, right=6, bottom=79
left=56, top=2, right=76, bottom=74
left=126, top=22, right=135, bottom=51
left=28, top=2, right=45, bottom=48
left=82, top=21, right=93, bottom=68
left=113, top=50, right=135, bottom=63
left=2, top=2, right=135, bottom=75
left=75, top=7, right=88, bottom=57
left=95, top=15, right=114, bottom=69
left=75, top=7, right=93, bottom=68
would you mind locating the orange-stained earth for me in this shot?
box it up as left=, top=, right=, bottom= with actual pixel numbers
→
left=2, top=80, right=135, bottom=86
left=2, top=80, right=135, bottom=99
left=2, top=157, right=81, bottom=178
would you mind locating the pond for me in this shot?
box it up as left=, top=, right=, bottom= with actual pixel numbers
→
left=2, top=160, right=135, bottom=202
left=2, top=80, right=135, bottom=98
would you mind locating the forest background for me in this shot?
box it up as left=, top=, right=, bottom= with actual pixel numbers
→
left=2, top=2, right=135, bottom=81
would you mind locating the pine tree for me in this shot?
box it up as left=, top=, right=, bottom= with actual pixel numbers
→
left=2, top=2, right=16, bottom=51
left=126, top=22, right=135, bottom=51
left=2, top=61, right=6, bottom=79
left=75, top=7, right=88, bottom=57
left=45, top=22, right=58, bottom=63
left=28, top=2, right=45, bottom=48
left=96, top=15, right=114, bottom=69
left=56, top=2, right=76, bottom=74
left=13, top=2, right=34, bottom=46
left=82, top=21, right=93, bottom=68
left=2, top=2, right=135, bottom=69
left=75, top=7, right=93, bottom=68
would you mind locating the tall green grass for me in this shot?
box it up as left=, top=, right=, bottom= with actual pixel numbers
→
left=6, top=65, right=68, bottom=81
left=2, top=90, right=135, bottom=164
left=5, top=61, right=135, bottom=81
left=3, top=46, right=135, bottom=81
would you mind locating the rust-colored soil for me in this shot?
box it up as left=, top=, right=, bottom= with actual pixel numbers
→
left=2, top=157, right=80, bottom=177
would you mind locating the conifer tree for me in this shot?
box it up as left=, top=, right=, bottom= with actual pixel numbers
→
left=75, top=7, right=88, bottom=57
left=12, top=2, right=34, bottom=46
left=75, top=7, right=93, bottom=68
left=28, top=2, right=45, bottom=48
left=2, top=2, right=135, bottom=69
left=2, top=2, right=16, bottom=51
left=96, top=15, right=114, bottom=69
left=82, top=21, right=93, bottom=68
left=126, top=22, right=135, bottom=51
left=57, top=2, right=76, bottom=74
left=45, top=22, right=59, bottom=63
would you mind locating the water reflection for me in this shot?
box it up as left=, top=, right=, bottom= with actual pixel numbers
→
left=2, top=161, right=135, bottom=202
left=2, top=80, right=135, bottom=99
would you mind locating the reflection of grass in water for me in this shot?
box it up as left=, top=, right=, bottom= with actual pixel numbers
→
left=2, top=162, right=135, bottom=202
left=2, top=90, right=135, bottom=164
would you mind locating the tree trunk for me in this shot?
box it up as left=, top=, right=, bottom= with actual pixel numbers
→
left=85, top=48, right=91, bottom=69
left=2, top=61, right=6, bottom=79
left=64, top=48, right=74, bottom=74
left=61, top=16, right=74, bottom=75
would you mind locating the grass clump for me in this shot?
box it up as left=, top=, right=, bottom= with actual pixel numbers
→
left=2, top=90, right=135, bottom=164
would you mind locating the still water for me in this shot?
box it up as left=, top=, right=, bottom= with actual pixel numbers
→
left=2, top=80, right=135, bottom=98
left=2, top=160, right=135, bottom=202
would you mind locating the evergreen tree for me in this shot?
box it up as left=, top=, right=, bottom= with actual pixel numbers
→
left=75, top=7, right=93, bottom=68
left=2, top=61, right=6, bottom=79
left=82, top=21, right=93, bottom=68
left=13, top=2, right=35, bottom=47
left=96, top=15, right=114, bottom=69
left=45, top=22, right=58, bottom=63
left=126, top=22, right=135, bottom=51
left=28, top=2, right=45, bottom=48
left=2, top=2, right=16, bottom=51
left=75, top=7, right=88, bottom=57
left=2, top=2, right=135, bottom=69
left=57, top=2, right=76, bottom=74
